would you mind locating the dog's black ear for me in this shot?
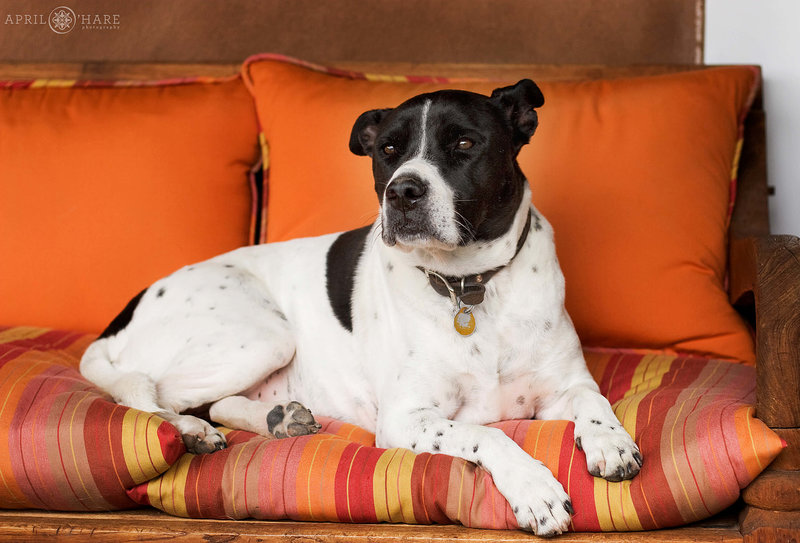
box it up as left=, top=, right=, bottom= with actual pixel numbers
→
left=490, top=79, right=545, bottom=151
left=349, top=108, right=393, bottom=156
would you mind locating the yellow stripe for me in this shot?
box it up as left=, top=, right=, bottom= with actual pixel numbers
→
left=229, top=438, right=252, bottom=518
left=159, top=454, right=191, bottom=517
left=0, top=327, right=49, bottom=343
left=344, top=445, right=364, bottom=522
left=305, top=438, right=326, bottom=521
left=259, top=133, right=270, bottom=172
left=397, top=450, right=416, bottom=523
left=731, top=138, right=744, bottom=180
left=618, top=480, right=643, bottom=530
left=364, top=74, right=411, bottom=83
left=121, top=410, right=169, bottom=482
left=745, top=406, right=764, bottom=472
left=372, top=448, right=397, bottom=522
left=456, top=459, right=467, bottom=524
left=668, top=400, right=695, bottom=519
left=592, top=478, right=615, bottom=531
left=30, top=79, right=78, bottom=88
left=68, top=392, right=94, bottom=504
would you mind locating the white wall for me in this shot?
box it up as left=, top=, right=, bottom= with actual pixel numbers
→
left=705, top=0, right=800, bottom=236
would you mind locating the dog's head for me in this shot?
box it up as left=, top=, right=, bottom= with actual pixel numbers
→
left=349, top=79, right=544, bottom=251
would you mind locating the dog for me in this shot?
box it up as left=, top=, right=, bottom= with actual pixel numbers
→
left=80, top=79, right=641, bottom=536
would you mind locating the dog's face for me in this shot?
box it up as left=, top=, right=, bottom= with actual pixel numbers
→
left=349, top=80, right=544, bottom=250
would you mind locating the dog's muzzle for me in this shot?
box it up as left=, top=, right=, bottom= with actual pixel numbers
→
left=385, top=176, right=427, bottom=211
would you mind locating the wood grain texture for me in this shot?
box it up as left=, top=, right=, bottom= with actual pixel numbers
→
left=755, top=235, right=800, bottom=429
left=742, top=471, right=800, bottom=511
left=0, top=0, right=703, bottom=65
left=740, top=508, right=800, bottom=542
left=0, top=509, right=743, bottom=543
left=0, top=61, right=711, bottom=82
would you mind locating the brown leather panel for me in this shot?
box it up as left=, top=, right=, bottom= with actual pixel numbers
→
left=0, top=0, right=703, bottom=65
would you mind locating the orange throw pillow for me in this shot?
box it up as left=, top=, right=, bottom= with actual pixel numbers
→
left=0, top=77, right=260, bottom=333
left=243, top=56, right=757, bottom=363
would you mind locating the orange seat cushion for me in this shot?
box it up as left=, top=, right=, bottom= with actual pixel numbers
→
left=243, top=56, right=757, bottom=363
left=0, top=77, right=259, bottom=333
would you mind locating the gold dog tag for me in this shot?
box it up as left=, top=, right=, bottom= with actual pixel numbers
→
left=454, top=307, right=476, bottom=336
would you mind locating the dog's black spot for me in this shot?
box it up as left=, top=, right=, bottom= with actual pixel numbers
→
left=274, top=309, right=288, bottom=321
left=187, top=266, right=195, bottom=271
left=411, top=442, right=417, bottom=450
left=219, top=285, right=227, bottom=290
left=532, top=266, right=538, bottom=273
left=449, top=423, right=453, bottom=428
left=532, top=212, right=542, bottom=232
left=516, top=395, right=525, bottom=405
left=266, top=405, right=285, bottom=434
left=564, top=500, right=575, bottom=515
left=546, top=501, right=554, bottom=511
left=539, top=516, right=548, bottom=526
left=156, top=287, right=166, bottom=298
left=591, top=419, right=601, bottom=425
left=326, top=225, right=371, bottom=332
left=432, top=400, right=440, bottom=408
left=224, top=264, right=234, bottom=268
left=99, top=288, right=147, bottom=339
left=476, top=459, right=482, bottom=468
left=432, top=442, right=440, bottom=451
left=435, top=431, right=443, bottom=437
left=544, top=320, right=553, bottom=331
left=386, top=262, right=394, bottom=272
left=470, top=344, right=481, bottom=356
left=609, top=426, right=616, bottom=430
left=209, top=306, right=216, bottom=311
left=514, top=506, right=520, bottom=514
left=185, top=296, right=192, bottom=303
left=240, top=344, right=246, bottom=349
left=473, top=444, right=479, bottom=453
left=575, top=436, right=583, bottom=450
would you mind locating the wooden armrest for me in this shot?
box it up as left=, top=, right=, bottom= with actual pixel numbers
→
left=750, top=235, right=800, bottom=429
left=731, top=234, right=800, bottom=428
left=736, top=235, right=800, bottom=539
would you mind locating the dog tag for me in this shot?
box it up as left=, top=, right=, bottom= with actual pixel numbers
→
left=454, top=307, right=476, bottom=336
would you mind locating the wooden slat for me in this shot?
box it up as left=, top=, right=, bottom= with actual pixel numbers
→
left=0, top=509, right=743, bottom=543
left=0, top=61, right=712, bottom=82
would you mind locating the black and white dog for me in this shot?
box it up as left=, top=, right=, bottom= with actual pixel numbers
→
left=81, top=80, right=641, bottom=536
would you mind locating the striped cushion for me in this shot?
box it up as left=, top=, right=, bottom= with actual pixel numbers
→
left=129, top=349, right=783, bottom=531
left=0, top=327, right=185, bottom=510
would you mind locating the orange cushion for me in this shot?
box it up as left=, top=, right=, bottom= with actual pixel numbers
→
left=243, top=56, right=757, bottom=363
left=131, top=349, right=782, bottom=531
left=0, top=77, right=259, bottom=333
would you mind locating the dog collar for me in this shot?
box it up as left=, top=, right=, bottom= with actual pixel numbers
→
left=419, top=210, right=532, bottom=335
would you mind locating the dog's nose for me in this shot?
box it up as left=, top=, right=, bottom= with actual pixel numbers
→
left=386, top=177, right=426, bottom=210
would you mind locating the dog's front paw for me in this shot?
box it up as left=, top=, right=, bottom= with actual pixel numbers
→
left=267, top=401, right=322, bottom=438
left=575, top=420, right=642, bottom=482
left=494, top=459, right=574, bottom=537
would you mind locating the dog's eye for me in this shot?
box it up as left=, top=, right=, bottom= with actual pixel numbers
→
left=456, top=138, right=474, bottom=151
left=382, top=144, right=397, bottom=156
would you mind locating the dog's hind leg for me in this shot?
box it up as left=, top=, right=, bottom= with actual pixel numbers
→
left=208, top=396, right=322, bottom=439
left=81, top=339, right=227, bottom=454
